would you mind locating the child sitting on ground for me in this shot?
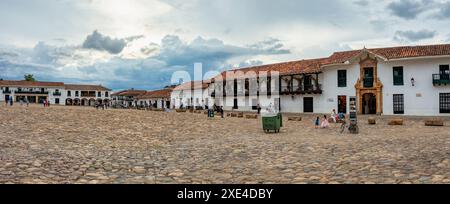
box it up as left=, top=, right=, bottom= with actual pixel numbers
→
left=315, top=117, right=320, bottom=129
left=321, top=115, right=330, bottom=128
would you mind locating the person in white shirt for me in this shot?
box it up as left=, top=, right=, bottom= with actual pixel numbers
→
left=331, top=109, right=337, bottom=123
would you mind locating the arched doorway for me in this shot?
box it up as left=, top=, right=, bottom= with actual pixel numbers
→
left=73, top=98, right=81, bottom=106
left=81, top=98, right=88, bottom=106
left=66, top=98, right=73, bottom=106
left=89, top=99, right=96, bottom=106
left=96, top=99, right=103, bottom=106
left=362, top=93, right=377, bottom=115
left=103, top=99, right=109, bottom=105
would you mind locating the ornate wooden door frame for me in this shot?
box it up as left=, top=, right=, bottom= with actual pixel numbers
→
left=354, top=55, right=384, bottom=114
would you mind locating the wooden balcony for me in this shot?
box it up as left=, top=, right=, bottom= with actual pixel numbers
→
left=281, top=84, right=323, bottom=95
left=433, top=74, right=450, bottom=86
left=15, top=90, right=48, bottom=95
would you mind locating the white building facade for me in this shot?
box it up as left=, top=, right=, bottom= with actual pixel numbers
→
left=171, top=81, right=213, bottom=109
left=136, top=88, right=173, bottom=109
left=207, top=44, right=450, bottom=116
left=0, top=80, right=111, bottom=106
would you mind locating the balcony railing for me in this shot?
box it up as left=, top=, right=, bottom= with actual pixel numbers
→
left=364, top=77, right=374, bottom=88
left=15, top=90, right=48, bottom=94
left=2, top=90, right=11, bottom=94
left=281, top=84, right=323, bottom=95
left=53, top=92, right=62, bottom=96
left=433, top=74, right=450, bottom=86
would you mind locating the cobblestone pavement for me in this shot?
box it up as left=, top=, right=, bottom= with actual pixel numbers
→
left=0, top=105, right=449, bottom=184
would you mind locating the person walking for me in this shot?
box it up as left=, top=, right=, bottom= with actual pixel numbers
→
left=9, top=96, right=13, bottom=106
left=25, top=97, right=29, bottom=107
left=220, top=106, right=224, bottom=118
left=257, top=104, right=262, bottom=115
left=5, top=96, right=9, bottom=106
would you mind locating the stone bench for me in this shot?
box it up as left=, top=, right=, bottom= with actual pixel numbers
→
left=237, top=112, right=244, bottom=118
left=230, top=113, right=238, bottom=117
left=245, top=114, right=258, bottom=119
left=425, top=119, right=444, bottom=126
left=388, top=119, right=403, bottom=126
left=188, top=109, right=194, bottom=113
left=288, top=117, right=302, bottom=121
left=368, top=117, right=376, bottom=125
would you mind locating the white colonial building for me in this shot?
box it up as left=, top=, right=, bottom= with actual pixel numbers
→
left=171, top=81, right=212, bottom=109
left=204, top=44, right=450, bottom=116
left=136, top=88, right=173, bottom=109
left=0, top=80, right=111, bottom=106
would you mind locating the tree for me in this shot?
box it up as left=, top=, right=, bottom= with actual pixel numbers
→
left=24, top=74, right=36, bottom=82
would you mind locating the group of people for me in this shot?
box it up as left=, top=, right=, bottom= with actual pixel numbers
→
left=5, top=96, right=31, bottom=107
left=95, top=102, right=109, bottom=110
left=212, top=104, right=225, bottom=118
left=42, top=99, right=50, bottom=107
left=315, top=109, right=346, bottom=129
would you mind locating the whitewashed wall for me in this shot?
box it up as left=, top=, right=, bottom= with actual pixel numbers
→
left=379, top=57, right=450, bottom=116
left=171, top=88, right=211, bottom=109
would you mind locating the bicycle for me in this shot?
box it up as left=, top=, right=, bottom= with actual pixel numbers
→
left=340, top=119, right=347, bottom=134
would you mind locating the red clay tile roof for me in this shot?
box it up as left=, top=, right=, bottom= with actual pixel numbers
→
left=212, top=43, right=450, bottom=80
left=325, top=44, right=450, bottom=65
left=64, top=84, right=111, bottom=91
left=212, top=58, right=328, bottom=81
left=112, top=89, right=147, bottom=97
left=0, top=80, right=65, bottom=87
left=136, top=88, right=173, bottom=99
left=173, top=81, right=210, bottom=91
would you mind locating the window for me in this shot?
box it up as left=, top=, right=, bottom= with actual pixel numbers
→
left=440, top=93, right=450, bottom=113
left=393, top=94, right=404, bottom=114
left=304, top=75, right=312, bottom=90
left=105, top=91, right=109, bottom=97
left=55, top=98, right=60, bottom=104
left=75, top=91, right=79, bottom=97
left=97, top=92, right=101, bottom=97
left=393, top=67, right=404, bottom=86
left=337, top=70, right=347, bottom=87
left=440, top=65, right=450, bottom=80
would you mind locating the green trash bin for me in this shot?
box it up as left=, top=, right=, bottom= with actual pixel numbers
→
left=262, top=113, right=283, bottom=133
left=208, top=109, right=215, bottom=118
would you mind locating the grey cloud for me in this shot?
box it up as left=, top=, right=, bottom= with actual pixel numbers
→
left=82, top=30, right=127, bottom=54
left=0, top=33, right=290, bottom=90
left=156, top=35, right=290, bottom=69
left=247, top=38, right=291, bottom=55
left=353, top=0, right=369, bottom=6
left=387, top=0, right=434, bottom=20
left=434, top=1, right=450, bottom=19
left=125, top=35, right=145, bottom=42
left=393, top=29, right=437, bottom=42
left=140, top=43, right=159, bottom=55
left=0, top=51, right=19, bottom=59
left=238, top=60, right=264, bottom=68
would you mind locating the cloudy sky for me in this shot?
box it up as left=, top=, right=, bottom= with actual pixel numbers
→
left=1, top=0, right=450, bottom=90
